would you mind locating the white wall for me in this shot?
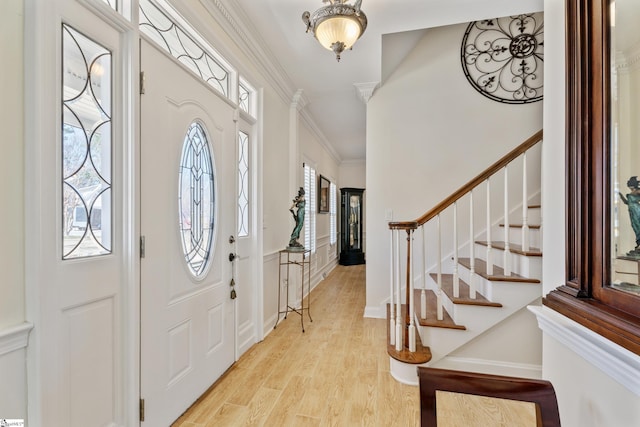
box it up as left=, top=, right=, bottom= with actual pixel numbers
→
left=0, top=0, right=25, bottom=331
left=0, top=0, right=27, bottom=420
left=438, top=305, right=543, bottom=376
left=544, top=335, right=640, bottom=427
left=366, top=21, right=543, bottom=314
left=299, top=118, right=340, bottom=276
left=260, top=86, right=293, bottom=333
left=339, top=160, right=366, bottom=189
left=541, top=0, right=640, bottom=425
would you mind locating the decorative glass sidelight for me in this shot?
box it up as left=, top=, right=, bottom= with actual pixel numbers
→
left=238, top=83, right=250, bottom=115
left=62, top=24, right=112, bottom=259
left=139, top=0, right=230, bottom=97
left=237, top=131, right=249, bottom=237
left=179, top=122, right=215, bottom=277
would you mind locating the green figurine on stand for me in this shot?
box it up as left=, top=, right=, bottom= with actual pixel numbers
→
left=287, top=187, right=306, bottom=251
left=618, top=176, right=640, bottom=257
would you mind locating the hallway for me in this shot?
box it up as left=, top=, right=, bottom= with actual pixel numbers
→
left=172, top=264, right=420, bottom=426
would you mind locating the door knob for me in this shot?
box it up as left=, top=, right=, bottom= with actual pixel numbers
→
left=229, top=252, right=237, bottom=262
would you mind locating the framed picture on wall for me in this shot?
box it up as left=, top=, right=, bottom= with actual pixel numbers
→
left=319, top=175, right=330, bottom=213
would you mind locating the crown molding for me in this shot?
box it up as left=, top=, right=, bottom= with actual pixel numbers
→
left=198, top=0, right=296, bottom=105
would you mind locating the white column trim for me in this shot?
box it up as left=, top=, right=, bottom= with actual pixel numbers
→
left=529, top=305, right=640, bottom=396
left=354, top=82, right=380, bottom=104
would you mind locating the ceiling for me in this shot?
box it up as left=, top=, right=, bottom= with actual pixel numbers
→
left=227, top=0, right=543, bottom=162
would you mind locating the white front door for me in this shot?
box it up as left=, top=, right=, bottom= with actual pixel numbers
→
left=140, top=38, right=236, bottom=426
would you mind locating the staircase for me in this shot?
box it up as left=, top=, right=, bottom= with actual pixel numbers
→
left=387, top=130, right=543, bottom=385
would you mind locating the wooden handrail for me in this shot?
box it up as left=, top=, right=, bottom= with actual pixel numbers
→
left=389, top=129, right=543, bottom=229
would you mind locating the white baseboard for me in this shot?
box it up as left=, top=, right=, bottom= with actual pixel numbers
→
left=431, top=356, right=542, bottom=379
left=237, top=321, right=256, bottom=357
left=364, top=305, right=385, bottom=319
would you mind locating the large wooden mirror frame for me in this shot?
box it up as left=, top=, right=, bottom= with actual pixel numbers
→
left=543, top=0, right=640, bottom=355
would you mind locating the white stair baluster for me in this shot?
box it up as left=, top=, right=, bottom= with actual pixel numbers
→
left=437, top=215, right=444, bottom=320
left=395, top=230, right=403, bottom=352
left=389, top=229, right=395, bottom=346
left=452, top=202, right=460, bottom=298
left=486, top=178, right=494, bottom=275
left=469, top=190, right=476, bottom=299
left=409, top=230, right=416, bottom=352
left=504, top=165, right=512, bottom=276
left=522, top=152, right=530, bottom=251
left=420, top=226, right=427, bottom=319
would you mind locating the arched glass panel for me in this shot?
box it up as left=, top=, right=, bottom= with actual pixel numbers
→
left=178, top=122, right=215, bottom=277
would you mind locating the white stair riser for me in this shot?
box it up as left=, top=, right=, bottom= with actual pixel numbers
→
left=504, top=207, right=541, bottom=225
left=450, top=281, right=541, bottom=325
left=471, top=244, right=542, bottom=279
left=497, top=225, right=541, bottom=248
left=527, top=207, right=541, bottom=224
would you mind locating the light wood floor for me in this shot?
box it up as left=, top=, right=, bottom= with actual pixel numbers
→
left=172, top=264, right=421, bottom=427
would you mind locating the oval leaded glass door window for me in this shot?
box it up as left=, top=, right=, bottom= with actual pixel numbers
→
left=178, top=122, right=215, bottom=277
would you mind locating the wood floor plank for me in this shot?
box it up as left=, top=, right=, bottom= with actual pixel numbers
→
left=292, top=415, right=322, bottom=427
left=242, top=387, right=281, bottom=427
left=204, top=403, right=249, bottom=427
left=172, top=265, right=421, bottom=427
left=263, top=375, right=309, bottom=426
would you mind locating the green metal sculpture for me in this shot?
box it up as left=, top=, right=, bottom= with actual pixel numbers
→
left=288, top=187, right=306, bottom=250
left=618, top=176, right=640, bottom=256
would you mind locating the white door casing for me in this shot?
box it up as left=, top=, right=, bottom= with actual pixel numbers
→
left=235, top=118, right=260, bottom=356
left=140, top=38, right=235, bottom=426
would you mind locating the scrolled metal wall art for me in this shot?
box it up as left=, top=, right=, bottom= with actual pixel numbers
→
left=461, top=13, right=544, bottom=104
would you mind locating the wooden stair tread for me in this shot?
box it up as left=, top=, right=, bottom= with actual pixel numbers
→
left=414, top=289, right=466, bottom=330
left=475, top=240, right=542, bottom=257
left=499, top=223, right=541, bottom=229
left=386, top=304, right=432, bottom=364
left=528, top=204, right=541, bottom=209
left=429, top=274, right=502, bottom=307
left=458, top=258, right=541, bottom=283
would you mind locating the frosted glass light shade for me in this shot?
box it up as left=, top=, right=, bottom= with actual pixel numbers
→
left=316, top=16, right=362, bottom=51
left=302, top=2, right=368, bottom=61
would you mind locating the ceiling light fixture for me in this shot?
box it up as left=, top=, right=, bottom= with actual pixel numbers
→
left=302, top=0, right=368, bottom=62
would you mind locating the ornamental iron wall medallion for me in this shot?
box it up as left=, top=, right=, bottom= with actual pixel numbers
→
left=461, top=13, right=544, bottom=104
